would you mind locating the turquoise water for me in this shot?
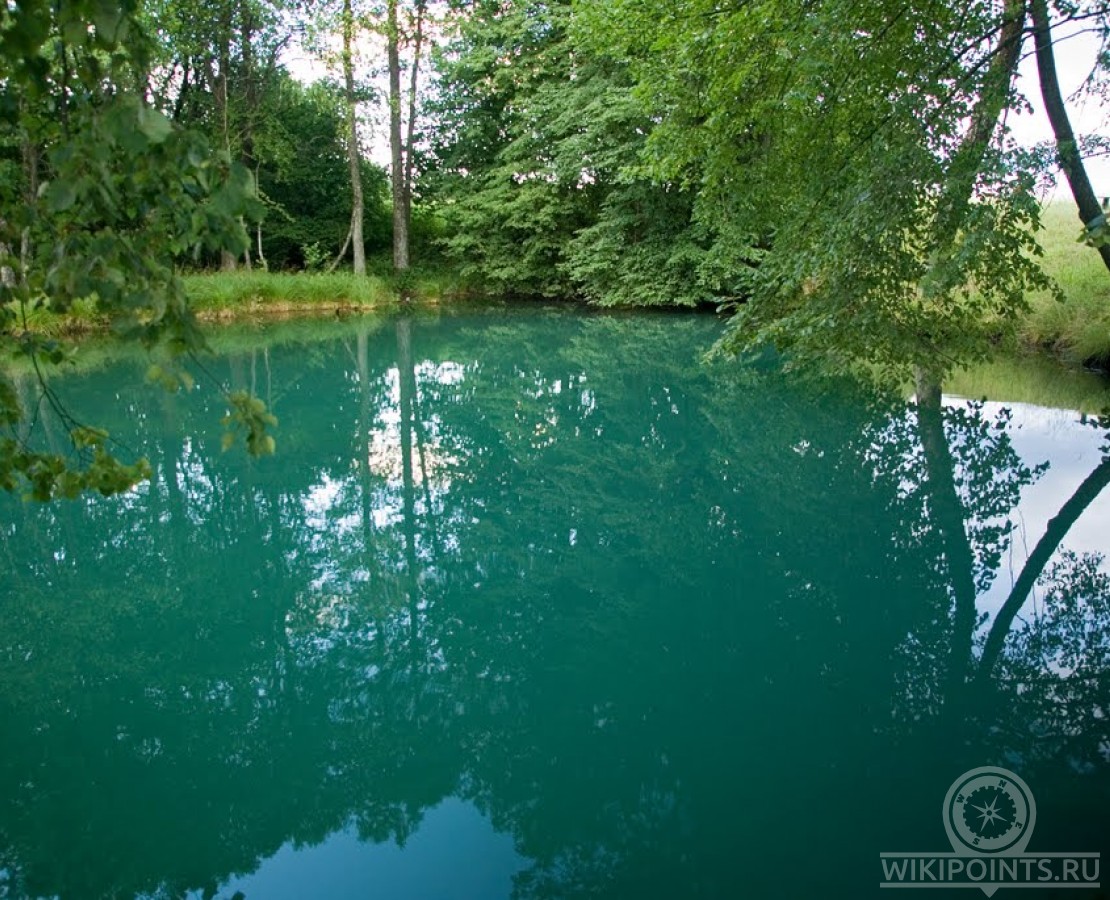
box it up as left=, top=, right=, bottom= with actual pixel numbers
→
left=1, top=308, right=1108, bottom=899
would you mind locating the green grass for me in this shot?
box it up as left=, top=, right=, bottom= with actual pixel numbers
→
left=180, top=260, right=475, bottom=315
left=1019, top=202, right=1110, bottom=367
left=182, top=270, right=395, bottom=311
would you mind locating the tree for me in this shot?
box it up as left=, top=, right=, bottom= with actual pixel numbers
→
left=426, top=0, right=714, bottom=304
left=1029, top=0, right=1110, bottom=270
left=571, top=0, right=1106, bottom=373
left=146, top=0, right=292, bottom=270
left=0, top=0, right=273, bottom=499
left=386, top=0, right=430, bottom=272
left=256, top=77, right=389, bottom=270
left=342, top=0, right=368, bottom=274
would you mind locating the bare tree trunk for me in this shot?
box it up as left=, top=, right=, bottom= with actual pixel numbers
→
left=402, top=0, right=427, bottom=254
left=1030, top=0, right=1110, bottom=273
left=343, top=0, right=366, bottom=275
left=387, top=0, right=409, bottom=272
left=256, top=221, right=267, bottom=270
left=239, top=0, right=256, bottom=271
left=0, top=225, right=14, bottom=287
left=217, top=2, right=237, bottom=273
left=20, top=132, right=39, bottom=282
left=328, top=221, right=354, bottom=273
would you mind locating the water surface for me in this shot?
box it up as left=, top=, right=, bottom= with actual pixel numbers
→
left=1, top=308, right=1108, bottom=898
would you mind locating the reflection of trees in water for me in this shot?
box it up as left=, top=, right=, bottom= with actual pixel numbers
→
left=873, top=374, right=1110, bottom=777
left=0, top=313, right=1107, bottom=898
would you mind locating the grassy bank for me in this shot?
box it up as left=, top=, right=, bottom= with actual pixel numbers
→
left=7, top=204, right=1109, bottom=371
left=1020, top=202, right=1110, bottom=367
left=184, top=271, right=394, bottom=313
left=182, top=265, right=469, bottom=316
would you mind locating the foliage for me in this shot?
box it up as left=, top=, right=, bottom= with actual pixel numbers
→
left=252, top=77, right=391, bottom=269
left=426, top=0, right=718, bottom=305
left=0, top=0, right=272, bottom=499
left=574, top=0, right=1064, bottom=373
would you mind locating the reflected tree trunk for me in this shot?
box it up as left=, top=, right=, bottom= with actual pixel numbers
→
left=397, top=318, right=419, bottom=649
left=159, top=391, right=186, bottom=575
left=411, top=372, right=440, bottom=562
left=977, top=453, right=1110, bottom=679
left=915, top=369, right=977, bottom=699
left=357, top=328, right=376, bottom=550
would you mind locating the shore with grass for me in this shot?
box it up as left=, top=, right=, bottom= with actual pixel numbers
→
left=10, top=201, right=1110, bottom=372
left=1016, top=202, right=1110, bottom=369
left=181, top=263, right=470, bottom=319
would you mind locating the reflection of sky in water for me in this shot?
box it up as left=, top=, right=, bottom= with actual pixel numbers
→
left=944, top=398, right=1110, bottom=620
left=197, top=798, right=525, bottom=900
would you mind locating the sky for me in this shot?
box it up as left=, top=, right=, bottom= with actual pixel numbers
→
left=1008, top=21, right=1110, bottom=201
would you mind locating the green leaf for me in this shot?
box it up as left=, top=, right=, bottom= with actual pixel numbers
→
left=43, top=180, right=77, bottom=212
left=137, top=107, right=173, bottom=145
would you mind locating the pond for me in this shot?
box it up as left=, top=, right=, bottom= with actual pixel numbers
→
left=1, top=307, right=1108, bottom=899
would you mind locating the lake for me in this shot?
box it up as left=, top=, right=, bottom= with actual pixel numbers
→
left=1, top=307, right=1108, bottom=899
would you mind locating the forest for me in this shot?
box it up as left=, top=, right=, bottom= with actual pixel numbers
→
left=2, top=0, right=1110, bottom=496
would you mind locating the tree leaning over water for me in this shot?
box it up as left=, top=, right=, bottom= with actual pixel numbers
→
left=565, top=0, right=1110, bottom=372
left=577, top=0, right=1110, bottom=396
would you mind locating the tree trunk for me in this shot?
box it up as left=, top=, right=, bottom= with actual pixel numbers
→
left=0, top=225, right=14, bottom=287
left=387, top=0, right=409, bottom=272
left=402, top=0, right=427, bottom=255
left=172, top=60, right=191, bottom=122
left=256, top=221, right=267, bottom=270
left=217, top=1, right=236, bottom=273
left=20, top=131, right=39, bottom=282
left=343, top=0, right=366, bottom=275
left=936, top=0, right=1025, bottom=238
left=1030, top=0, right=1110, bottom=273
left=396, top=318, right=419, bottom=651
